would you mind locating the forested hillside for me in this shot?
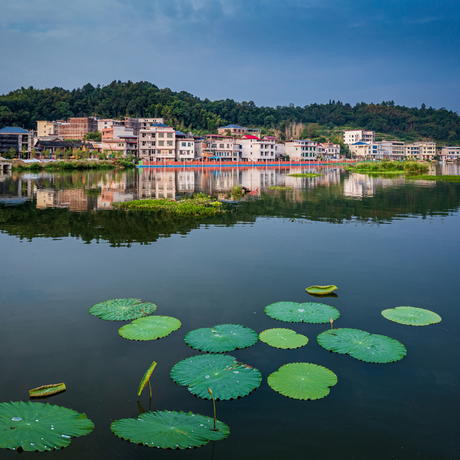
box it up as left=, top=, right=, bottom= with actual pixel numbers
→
left=1, top=81, right=459, bottom=143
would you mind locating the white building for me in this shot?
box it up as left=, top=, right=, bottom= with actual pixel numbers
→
left=284, top=140, right=317, bottom=160
left=317, top=143, right=341, bottom=159
left=175, top=132, right=196, bottom=160
left=343, top=130, right=375, bottom=145
left=439, top=146, right=460, bottom=160
left=239, top=135, right=279, bottom=161
left=138, top=122, right=176, bottom=161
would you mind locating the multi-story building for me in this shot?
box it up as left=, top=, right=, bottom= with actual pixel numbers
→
left=343, top=130, right=375, bottom=145
left=217, top=124, right=261, bottom=137
left=175, top=132, right=196, bottom=160
left=200, top=135, right=241, bottom=161
left=0, top=127, right=33, bottom=158
left=317, top=143, right=341, bottom=159
left=57, top=117, right=98, bottom=140
left=404, top=142, right=436, bottom=160
left=101, top=126, right=137, bottom=157
left=239, top=135, right=279, bottom=161
left=138, top=122, right=176, bottom=162
left=37, top=121, right=59, bottom=137
left=439, top=146, right=460, bottom=160
left=284, top=140, right=317, bottom=160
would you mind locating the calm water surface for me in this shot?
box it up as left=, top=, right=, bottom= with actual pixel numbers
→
left=0, top=165, right=459, bottom=459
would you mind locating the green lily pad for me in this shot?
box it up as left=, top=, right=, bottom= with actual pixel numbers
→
left=119, top=316, right=181, bottom=341
left=111, top=410, right=229, bottom=449
left=29, top=383, right=66, bottom=398
left=89, top=298, right=157, bottom=321
left=184, top=324, right=258, bottom=353
left=138, top=361, right=157, bottom=396
left=268, top=363, right=337, bottom=400
left=317, top=328, right=407, bottom=363
left=381, top=306, right=442, bottom=326
left=265, top=301, right=340, bottom=323
left=259, top=328, right=308, bottom=349
left=306, top=285, right=338, bottom=295
left=170, top=354, right=262, bottom=401
left=0, top=401, right=94, bottom=452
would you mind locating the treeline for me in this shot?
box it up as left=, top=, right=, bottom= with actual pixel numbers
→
left=1, top=80, right=459, bottom=142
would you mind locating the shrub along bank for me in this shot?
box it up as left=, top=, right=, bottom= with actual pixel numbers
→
left=11, top=160, right=136, bottom=171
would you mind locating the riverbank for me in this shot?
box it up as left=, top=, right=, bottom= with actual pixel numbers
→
left=11, top=159, right=136, bottom=171
left=347, top=160, right=429, bottom=174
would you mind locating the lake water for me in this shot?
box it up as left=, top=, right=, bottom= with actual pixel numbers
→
left=0, top=165, right=459, bottom=459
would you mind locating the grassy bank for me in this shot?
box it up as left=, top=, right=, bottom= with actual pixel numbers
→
left=113, top=194, right=225, bottom=216
left=406, top=175, right=460, bottom=182
left=287, top=173, right=323, bottom=178
left=12, top=160, right=136, bottom=171
left=347, top=160, right=429, bottom=174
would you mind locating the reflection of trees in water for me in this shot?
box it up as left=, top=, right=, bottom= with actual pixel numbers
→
left=1, top=182, right=459, bottom=245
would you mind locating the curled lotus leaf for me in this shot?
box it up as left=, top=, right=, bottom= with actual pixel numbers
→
left=170, top=354, right=262, bottom=401
left=119, top=316, right=181, bottom=341
left=382, top=306, right=442, bottom=326
left=89, top=298, right=157, bottom=321
left=317, top=328, right=407, bottom=363
left=184, top=324, right=258, bottom=353
left=111, top=410, right=229, bottom=449
left=138, top=361, right=157, bottom=396
left=265, top=301, right=340, bottom=324
left=29, top=383, right=66, bottom=399
left=259, top=328, right=308, bottom=349
left=268, top=363, right=337, bottom=400
left=306, top=285, right=338, bottom=295
left=0, top=401, right=94, bottom=452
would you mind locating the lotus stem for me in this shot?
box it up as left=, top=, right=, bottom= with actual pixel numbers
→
left=330, top=317, right=333, bottom=335
left=207, top=387, right=216, bottom=431
left=148, top=380, right=152, bottom=400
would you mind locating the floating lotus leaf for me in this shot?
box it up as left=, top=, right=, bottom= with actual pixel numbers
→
left=170, top=354, right=262, bottom=401
left=0, top=401, right=94, bottom=452
left=119, top=316, right=181, bottom=341
left=306, top=285, right=338, bottom=295
left=268, top=363, right=337, bottom=400
left=138, top=361, right=157, bottom=396
left=29, top=383, right=66, bottom=398
left=111, top=410, right=229, bottom=449
left=265, top=301, right=340, bottom=323
left=89, top=298, right=157, bottom=321
left=381, top=306, right=442, bottom=326
left=184, top=324, right=258, bottom=353
left=259, top=328, right=308, bottom=349
left=317, top=328, right=407, bottom=363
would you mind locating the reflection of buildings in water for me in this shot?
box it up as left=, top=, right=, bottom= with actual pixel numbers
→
left=438, top=163, right=460, bottom=176
left=137, top=169, right=176, bottom=199
left=178, top=171, right=195, bottom=193
left=343, top=173, right=375, bottom=198
left=36, top=189, right=55, bottom=209
left=241, top=169, right=276, bottom=190
left=209, top=170, right=239, bottom=192
left=97, top=191, right=134, bottom=209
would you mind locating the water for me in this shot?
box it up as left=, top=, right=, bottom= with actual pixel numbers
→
left=0, top=166, right=459, bottom=459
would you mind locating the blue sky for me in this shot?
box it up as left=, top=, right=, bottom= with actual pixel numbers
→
left=1, top=0, right=459, bottom=111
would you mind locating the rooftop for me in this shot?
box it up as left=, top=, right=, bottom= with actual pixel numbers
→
left=0, top=127, right=30, bottom=134
left=220, top=124, right=245, bottom=129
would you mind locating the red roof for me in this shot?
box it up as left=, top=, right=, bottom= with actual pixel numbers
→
left=240, top=135, right=260, bottom=140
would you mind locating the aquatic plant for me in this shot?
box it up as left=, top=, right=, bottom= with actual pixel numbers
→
left=381, top=306, right=441, bottom=326
left=118, top=316, right=181, bottom=341
left=110, top=410, right=229, bottom=449
left=287, top=173, right=323, bottom=177
left=317, top=328, right=407, bottom=363
left=265, top=301, right=340, bottom=323
left=89, top=298, right=157, bottom=321
left=231, top=185, right=243, bottom=199
left=29, top=383, right=66, bottom=398
left=268, top=186, right=293, bottom=190
left=348, top=160, right=428, bottom=174
left=184, top=324, right=258, bottom=353
left=259, top=328, right=308, bottom=349
left=267, top=363, right=337, bottom=400
left=138, top=361, right=157, bottom=397
left=170, top=354, right=262, bottom=401
left=305, top=285, right=338, bottom=295
left=0, top=401, right=94, bottom=452
left=406, top=175, right=460, bottom=182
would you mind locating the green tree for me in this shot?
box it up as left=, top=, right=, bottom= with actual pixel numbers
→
left=3, top=147, right=16, bottom=159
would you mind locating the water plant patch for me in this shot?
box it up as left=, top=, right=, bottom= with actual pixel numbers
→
left=259, top=328, right=308, bottom=349
left=268, top=363, right=337, bottom=400
left=118, top=316, right=181, bottom=341
left=89, top=298, right=157, bottom=321
left=317, top=328, right=407, bottom=363
left=184, top=324, right=258, bottom=353
left=170, top=354, right=262, bottom=401
left=265, top=301, right=340, bottom=323
left=381, top=306, right=441, bottom=326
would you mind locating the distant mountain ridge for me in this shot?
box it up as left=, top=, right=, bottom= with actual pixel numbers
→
left=0, top=80, right=459, bottom=143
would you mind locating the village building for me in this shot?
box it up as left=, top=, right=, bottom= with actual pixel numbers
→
left=284, top=140, right=317, bottom=160
left=217, top=124, right=261, bottom=137
left=343, top=130, right=375, bottom=145
left=0, top=127, right=34, bottom=158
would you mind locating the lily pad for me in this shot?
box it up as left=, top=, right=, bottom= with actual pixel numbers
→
left=119, top=316, right=181, bottom=341
left=89, top=298, right=157, bottom=321
left=317, top=328, right=407, bottom=363
left=0, top=401, right=94, bottom=452
left=138, top=361, right=157, bottom=396
left=381, top=306, right=442, bottom=326
left=259, top=328, right=308, bottom=349
left=29, top=383, right=66, bottom=399
left=184, top=324, right=258, bottom=353
left=268, top=363, right=337, bottom=400
left=111, top=410, right=229, bottom=449
left=170, top=354, right=262, bottom=401
left=265, top=301, right=340, bottom=323
left=306, top=285, right=338, bottom=295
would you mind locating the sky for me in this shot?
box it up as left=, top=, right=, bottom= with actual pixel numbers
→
left=1, top=0, right=459, bottom=111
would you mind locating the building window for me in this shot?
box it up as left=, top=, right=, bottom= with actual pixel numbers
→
left=167, top=133, right=173, bottom=138
left=158, top=141, right=164, bottom=146
left=158, top=133, right=164, bottom=138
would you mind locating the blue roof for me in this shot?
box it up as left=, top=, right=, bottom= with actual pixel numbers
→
left=220, top=124, right=244, bottom=129
left=0, top=127, right=29, bottom=134
left=352, top=141, right=370, bottom=145
left=153, top=123, right=169, bottom=128
left=175, top=131, right=186, bottom=136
